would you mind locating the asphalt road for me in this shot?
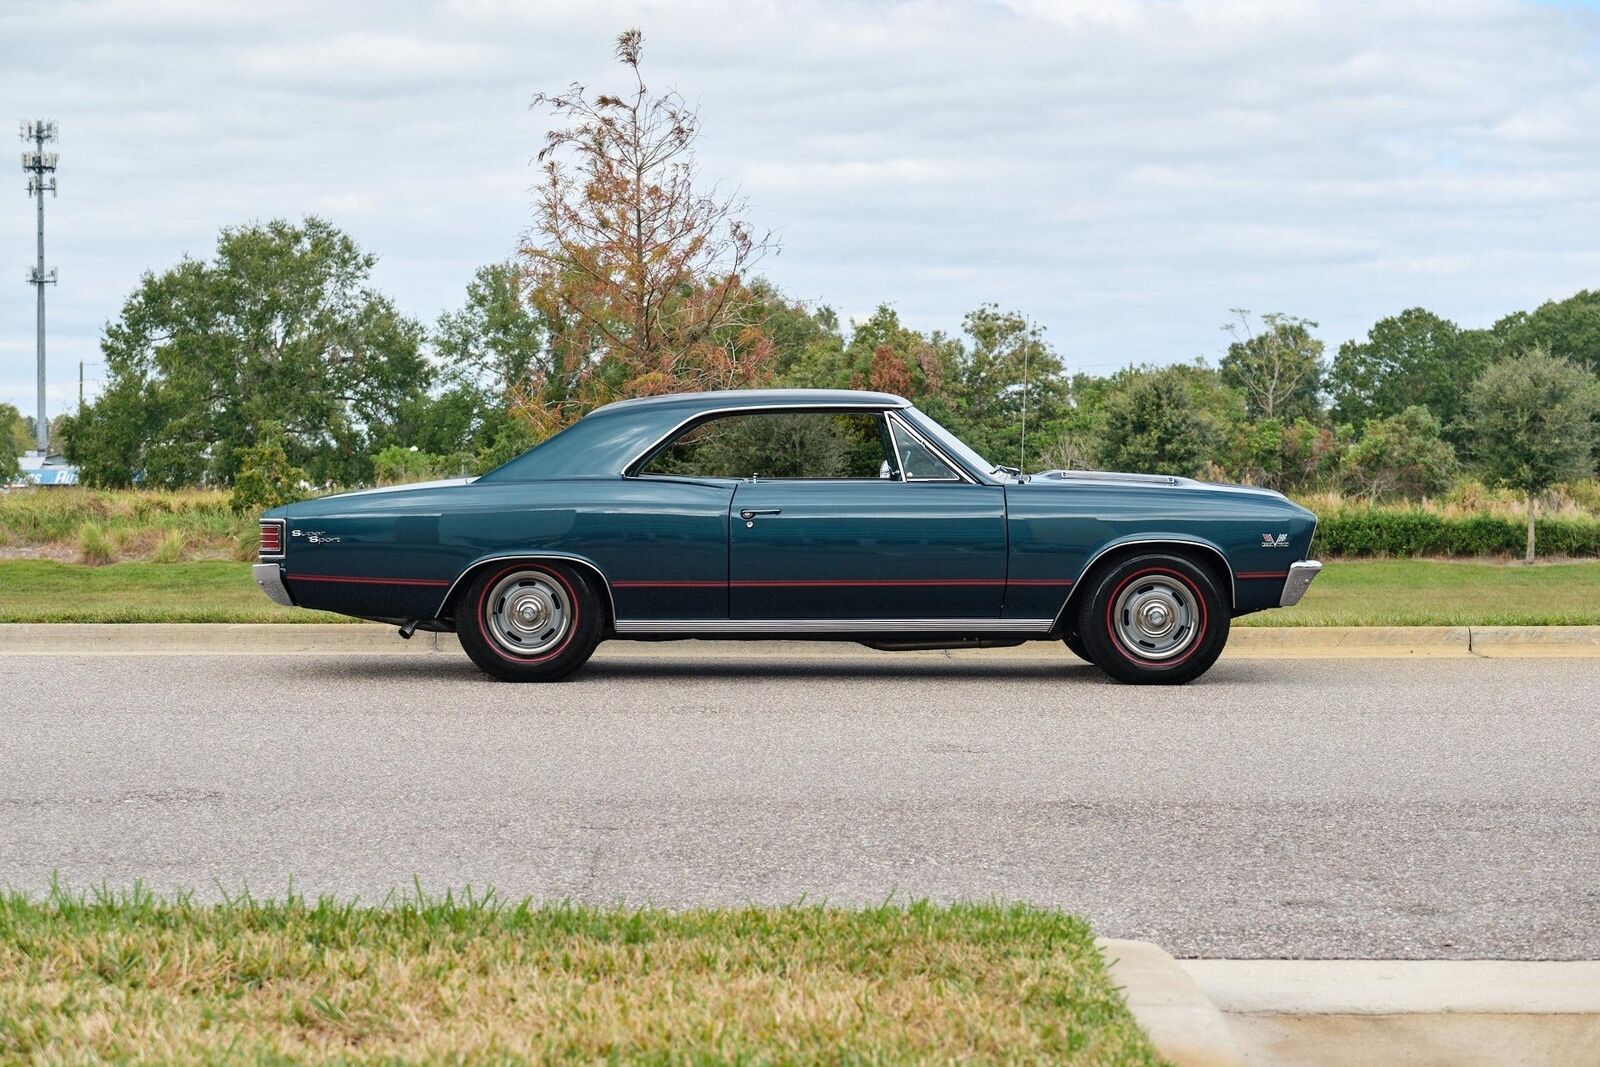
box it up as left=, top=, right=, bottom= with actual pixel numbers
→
left=2, top=647, right=1596, bottom=959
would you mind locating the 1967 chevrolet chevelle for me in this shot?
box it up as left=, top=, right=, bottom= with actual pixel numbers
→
left=254, top=389, right=1321, bottom=684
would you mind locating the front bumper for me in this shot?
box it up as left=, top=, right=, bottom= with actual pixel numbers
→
left=1279, top=559, right=1323, bottom=607
left=252, top=562, right=294, bottom=607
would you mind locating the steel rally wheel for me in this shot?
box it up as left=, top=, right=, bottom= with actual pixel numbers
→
left=457, top=562, right=603, bottom=682
left=1077, top=553, right=1229, bottom=685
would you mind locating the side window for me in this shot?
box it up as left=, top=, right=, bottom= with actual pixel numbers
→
left=640, top=411, right=894, bottom=479
left=888, top=419, right=959, bottom=481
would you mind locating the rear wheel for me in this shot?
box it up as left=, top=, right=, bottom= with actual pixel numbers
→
left=1077, top=553, right=1229, bottom=685
left=457, top=562, right=602, bottom=682
left=1063, top=631, right=1094, bottom=663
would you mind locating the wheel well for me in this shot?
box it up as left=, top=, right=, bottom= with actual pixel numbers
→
left=438, top=556, right=616, bottom=631
left=1054, top=541, right=1234, bottom=632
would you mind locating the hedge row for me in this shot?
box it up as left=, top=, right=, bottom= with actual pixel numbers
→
left=1317, top=510, right=1600, bottom=557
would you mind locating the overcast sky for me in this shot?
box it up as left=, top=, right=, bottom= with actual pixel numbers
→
left=3, top=0, right=1599, bottom=424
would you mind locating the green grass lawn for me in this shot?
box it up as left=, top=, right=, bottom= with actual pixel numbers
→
left=0, top=560, right=350, bottom=623
left=0, top=889, right=1157, bottom=1065
left=1, top=557, right=1597, bottom=626
left=1235, top=558, right=1600, bottom=627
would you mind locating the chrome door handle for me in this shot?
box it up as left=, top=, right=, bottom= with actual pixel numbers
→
left=739, top=508, right=782, bottom=520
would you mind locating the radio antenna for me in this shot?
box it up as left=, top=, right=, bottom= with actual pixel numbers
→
left=1018, top=314, right=1030, bottom=474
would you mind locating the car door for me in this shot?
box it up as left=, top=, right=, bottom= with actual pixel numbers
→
left=726, top=411, right=1007, bottom=620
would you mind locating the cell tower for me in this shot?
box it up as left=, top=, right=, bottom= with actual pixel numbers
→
left=20, top=119, right=58, bottom=453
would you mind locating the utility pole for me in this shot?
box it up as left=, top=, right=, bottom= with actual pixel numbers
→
left=20, top=119, right=58, bottom=454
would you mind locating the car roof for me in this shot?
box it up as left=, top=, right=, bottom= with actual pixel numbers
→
left=592, top=388, right=911, bottom=414
left=479, top=388, right=918, bottom=482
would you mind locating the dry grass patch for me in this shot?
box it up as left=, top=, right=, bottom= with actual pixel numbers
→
left=0, top=489, right=251, bottom=563
left=0, top=888, right=1159, bottom=1065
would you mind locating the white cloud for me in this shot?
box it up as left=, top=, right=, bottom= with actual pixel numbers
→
left=2, top=0, right=1599, bottom=418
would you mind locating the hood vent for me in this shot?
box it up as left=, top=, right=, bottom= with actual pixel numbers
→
left=1033, top=469, right=1183, bottom=487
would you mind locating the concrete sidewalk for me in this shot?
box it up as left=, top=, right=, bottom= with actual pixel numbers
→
left=1103, top=944, right=1600, bottom=1067
left=1, top=622, right=1599, bottom=657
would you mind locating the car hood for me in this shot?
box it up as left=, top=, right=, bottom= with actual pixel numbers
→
left=1028, top=469, right=1291, bottom=503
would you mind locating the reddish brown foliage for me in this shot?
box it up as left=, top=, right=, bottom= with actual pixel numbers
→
left=518, top=29, right=778, bottom=432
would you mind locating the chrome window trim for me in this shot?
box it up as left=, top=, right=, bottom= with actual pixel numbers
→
left=883, top=411, right=965, bottom=483
left=896, top=407, right=1002, bottom=484
left=434, top=552, right=619, bottom=623
left=622, top=402, right=915, bottom=479
left=613, top=617, right=1054, bottom=635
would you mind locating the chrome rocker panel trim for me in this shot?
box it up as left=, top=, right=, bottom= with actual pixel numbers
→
left=252, top=562, right=295, bottom=607
left=613, top=617, right=1055, bottom=636
left=1280, top=559, right=1323, bottom=607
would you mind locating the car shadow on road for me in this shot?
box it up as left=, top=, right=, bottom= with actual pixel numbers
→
left=586, top=657, right=1097, bottom=681
left=287, top=655, right=1117, bottom=684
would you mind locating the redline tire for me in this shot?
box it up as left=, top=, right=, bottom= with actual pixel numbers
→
left=1077, top=553, right=1229, bottom=685
left=457, top=562, right=603, bottom=682
left=1063, top=631, right=1095, bottom=664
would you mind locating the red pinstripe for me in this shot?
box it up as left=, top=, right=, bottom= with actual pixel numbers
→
left=613, top=578, right=1073, bottom=588
left=287, top=574, right=451, bottom=587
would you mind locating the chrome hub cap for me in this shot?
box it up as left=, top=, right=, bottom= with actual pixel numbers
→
left=1113, top=575, right=1199, bottom=660
left=485, top=571, right=570, bottom=656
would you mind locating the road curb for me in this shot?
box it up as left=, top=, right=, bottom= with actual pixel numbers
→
left=2, top=622, right=1600, bottom=657
left=1179, top=959, right=1600, bottom=1066
left=1227, top=626, right=1471, bottom=657
left=1101, top=949, right=1600, bottom=1067
left=1469, top=625, right=1600, bottom=656
left=1097, top=939, right=1245, bottom=1067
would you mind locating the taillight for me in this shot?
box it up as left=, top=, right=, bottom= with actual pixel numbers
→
left=259, top=520, right=284, bottom=558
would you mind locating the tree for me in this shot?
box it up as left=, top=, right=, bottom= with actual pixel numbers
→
left=1095, top=366, right=1222, bottom=477
left=1492, top=290, right=1600, bottom=376
left=520, top=28, right=777, bottom=430
left=434, top=261, right=545, bottom=406
left=229, top=422, right=307, bottom=514
left=1220, top=311, right=1323, bottom=421
left=66, top=218, right=427, bottom=487
left=1225, top=416, right=1350, bottom=493
left=0, top=403, right=27, bottom=480
left=394, top=261, right=549, bottom=461
left=1328, top=308, right=1490, bottom=434
left=753, top=280, right=848, bottom=386
left=951, top=305, right=1067, bottom=470
left=1464, top=348, right=1600, bottom=561
left=1341, top=406, right=1457, bottom=501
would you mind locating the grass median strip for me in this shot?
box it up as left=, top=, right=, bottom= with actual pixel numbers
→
left=1234, top=558, right=1600, bottom=627
left=0, top=887, right=1158, bottom=1065
left=0, top=560, right=350, bottom=623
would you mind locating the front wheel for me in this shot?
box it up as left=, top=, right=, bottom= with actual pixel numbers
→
left=457, top=562, right=603, bottom=682
left=1077, top=553, right=1229, bottom=685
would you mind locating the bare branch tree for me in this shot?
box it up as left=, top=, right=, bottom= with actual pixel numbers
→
left=1220, top=309, right=1323, bottom=421
left=516, top=29, right=778, bottom=432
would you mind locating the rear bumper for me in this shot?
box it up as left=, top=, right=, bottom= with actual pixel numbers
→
left=1279, top=560, right=1322, bottom=607
left=252, top=562, right=294, bottom=607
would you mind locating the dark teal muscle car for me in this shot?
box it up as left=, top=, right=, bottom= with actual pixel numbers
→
left=253, top=389, right=1321, bottom=684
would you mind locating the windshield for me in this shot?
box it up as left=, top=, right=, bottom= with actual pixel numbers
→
left=900, top=407, right=1000, bottom=479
